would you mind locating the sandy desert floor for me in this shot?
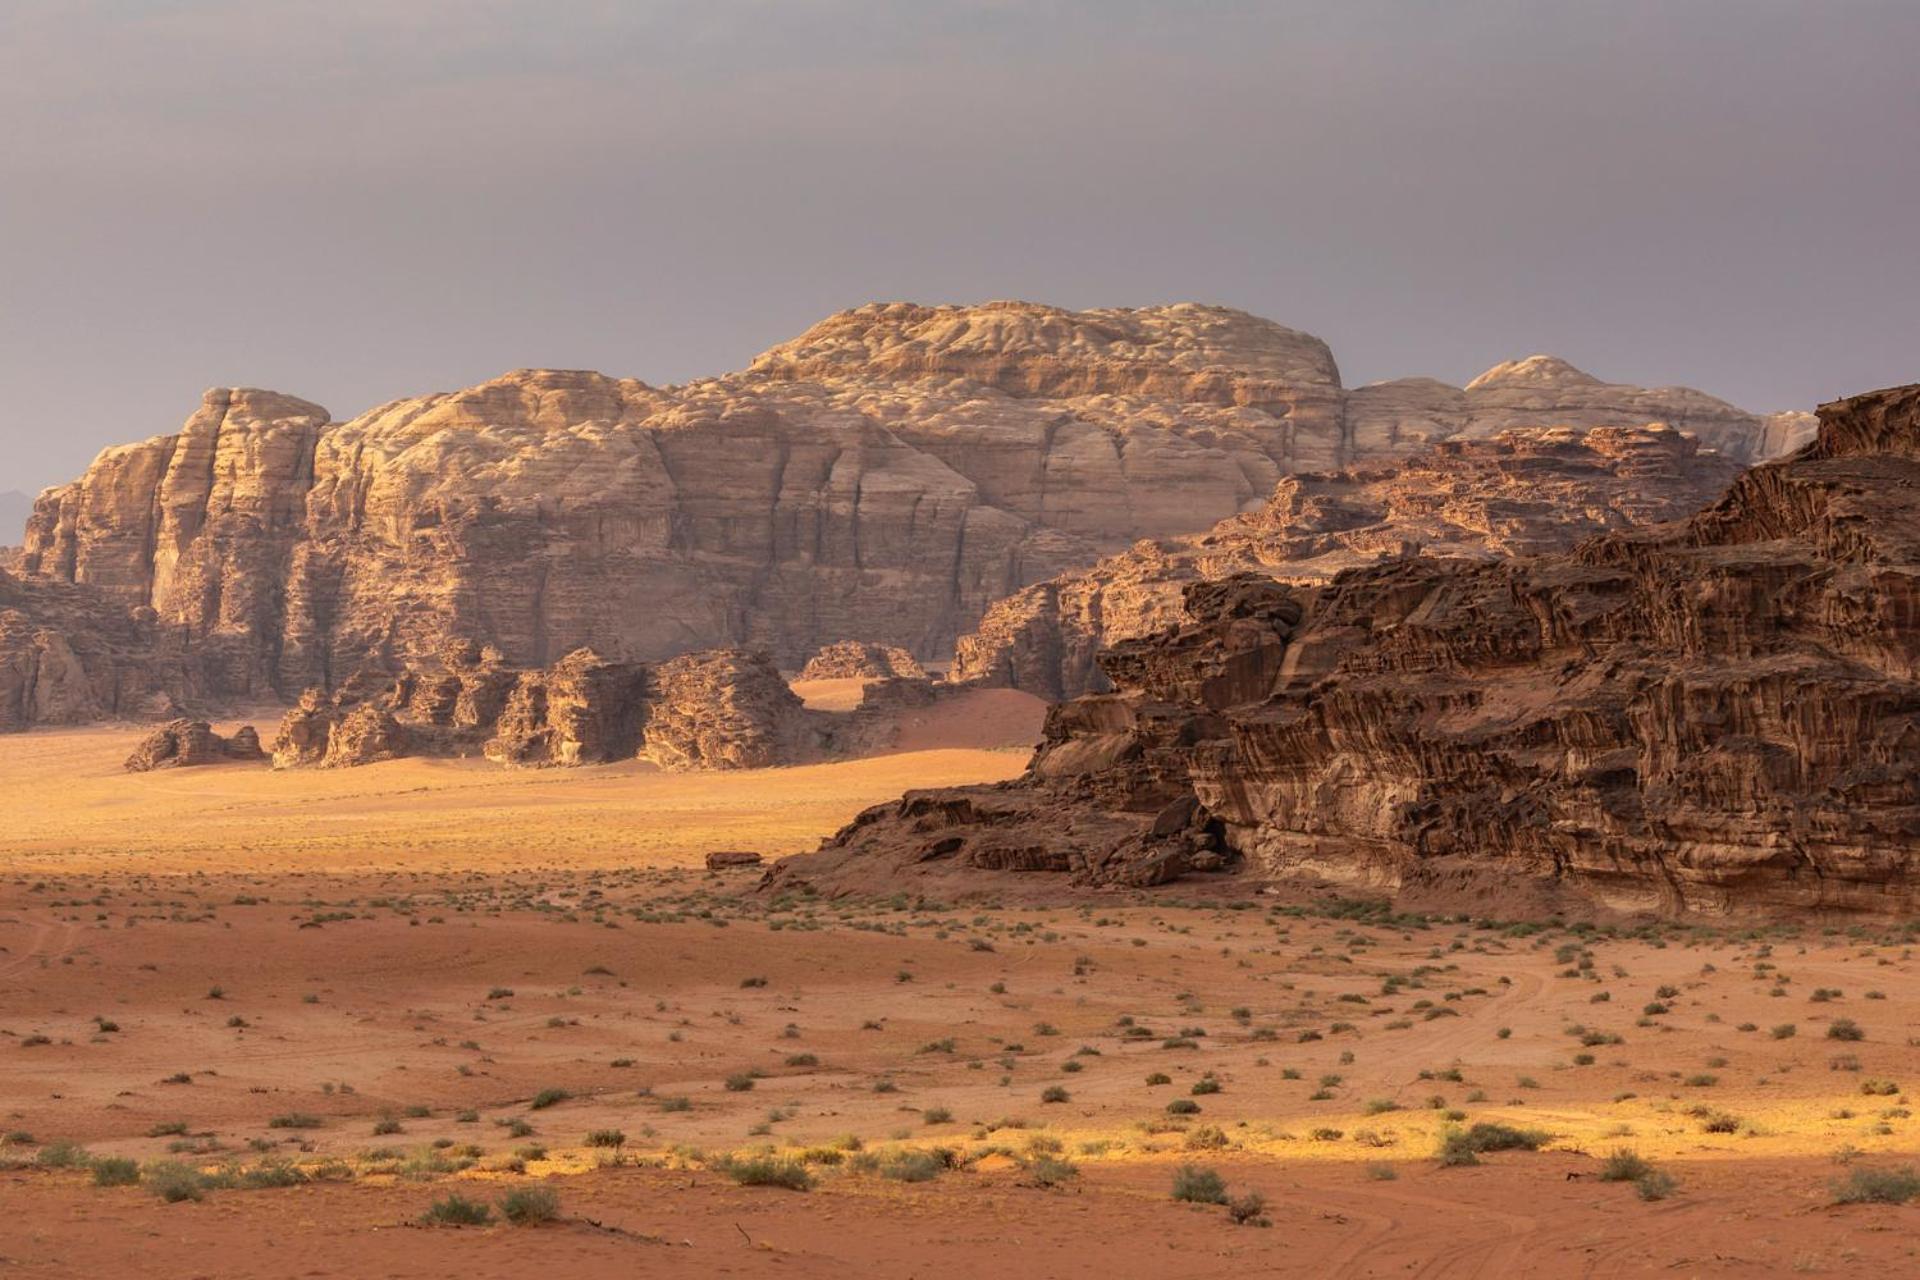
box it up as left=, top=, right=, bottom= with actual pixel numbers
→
left=3, top=705, right=1920, bottom=1277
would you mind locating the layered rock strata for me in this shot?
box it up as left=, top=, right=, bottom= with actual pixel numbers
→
left=768, top=383, right=1920, bottom=919
left=267, top=643, right=967, bottom=771
left=954, top=426, right=1746, bottom=700
left=13, top=303, right=1795, bottom=727
left=123, top=719, right=264, bottom=771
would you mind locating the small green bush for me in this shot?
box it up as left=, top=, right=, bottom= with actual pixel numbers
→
left=1171, top=1163, right=1228, bottom=1204
left=500, top=1185, right=560, bottom=1224
left=422, top=1192, right=493, bottom=1226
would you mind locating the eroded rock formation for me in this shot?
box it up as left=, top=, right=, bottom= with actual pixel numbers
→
left=0, top=568, right=198, bottom=732
left=798, top=641, right=927, bottom=681
left=264, top=642, right=952, bottom=771
left=124, top=719, right=263, bottom=771
left=12, top=303, right=1796, bottom=726
left=954, top=426, right=1746, bottom=700
left=768, top=383, right=1920, bottom=919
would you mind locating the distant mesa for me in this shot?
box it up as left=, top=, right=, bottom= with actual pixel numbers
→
left=3, top=301, right=1807, bottom=736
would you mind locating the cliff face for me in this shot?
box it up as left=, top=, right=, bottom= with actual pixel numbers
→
left=954, top=426, right=1746, bottom=701
left=0, top=568, right=201, bottom=732
left=10, top=302, right=1795, bottom=727
left=768, top=383, right=1920, bottom=920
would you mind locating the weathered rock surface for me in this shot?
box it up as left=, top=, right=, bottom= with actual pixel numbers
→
left=767, top=383, right=1920, bottom=919
left=1347, top=355, right=1785, bottom=463
left=12, top=303, right=1797, bottom=725
left=124, top=719, right=264, bottom=771
left=954, top=426, right=1746, bottom=700
left=0, top=568, right=198, bottom=732
left=798, top=640, right=927, bottom=681
left=265, top=642, right=951, bottom=772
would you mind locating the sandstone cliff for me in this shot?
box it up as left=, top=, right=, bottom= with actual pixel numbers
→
left=0, top=567, right=198, bottom=732
left=12, top=303, right=1796, bottom=727
left=767, top=383, right=1920, bottom=920
left=953, top=426, right=1746, bottom=700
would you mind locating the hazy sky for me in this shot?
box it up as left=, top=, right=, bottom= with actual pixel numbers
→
left=3, top=0, right=1916, bottom=497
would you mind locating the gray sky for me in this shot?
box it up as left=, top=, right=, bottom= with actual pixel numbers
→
left=3, top=0, right=1916, bottom=497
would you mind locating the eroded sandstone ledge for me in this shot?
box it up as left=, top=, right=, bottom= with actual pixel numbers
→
left=764, top=383, right=1920, bottom=920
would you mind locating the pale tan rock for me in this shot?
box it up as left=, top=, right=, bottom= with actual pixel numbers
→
left=13, top=305, right=1796, bottom=726
left=798, top=641, right=926, bottom=681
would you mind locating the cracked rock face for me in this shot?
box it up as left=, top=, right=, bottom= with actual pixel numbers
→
left=9, top=302, right=1792, bottom=729
left=953, top=425, right=1747, bottom=701
left=766, top=384, right=1920, bottom=920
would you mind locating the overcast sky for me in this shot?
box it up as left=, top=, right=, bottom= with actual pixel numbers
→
left=2, top=0, right=1916, bottom=497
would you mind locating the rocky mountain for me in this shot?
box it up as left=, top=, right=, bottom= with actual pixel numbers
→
left=766, top=382, right=1920, bottom=920
left=1347, top=356, right=1812, bottom=462
left=7, top=301, right=1799, bottom=729
left=954, top=425, right=1747, bottom=700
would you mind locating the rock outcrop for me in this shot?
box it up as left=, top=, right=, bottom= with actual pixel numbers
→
left=12, top=303, right=1797, bottom=726
left=123, top=719, right=264, bottom=771
left=1347, top=355, right=1785, bottom=463
left=954, top=426, right=1746, bottom=700
left=267, top=643, right=883, bottom=771
left=798, top=640, right=927, bottom=681
left=768, top=383, right=1920, bottom=920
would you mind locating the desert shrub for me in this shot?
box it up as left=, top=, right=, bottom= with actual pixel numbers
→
left=1598, top=1148, right=1653, bottom=1182
left=1184, top=1125, right=1230, bottom=1151
left=1827, top=1019, right=1865, bottom=1042
left=35, top=1140, right=90, bottom=1169
left=585, top=1129, right=626, bottom=1148
left=922, top=1107, right=953, bottom=1125
left=1026, top=1154, right=1078, bottom=1186
left=1040, top=1085, right=1071, bottom=1104
left=1171, top=1163, right=1228, bottom=1204
left=499, top=1185, right=560, bottom=1224
left=1832, top=1165, right=1920, bottom=1205
left=1165, top=1098, right=1200, bottom=1116
left=724, top=1072, right=758, bottom=1093
left=1635, top=1169, right=1679, bottom=1201
left=143, top=1160, right=208, bottom=1203
left=421, top=1192, right=492, bottom=1225
left=236, top=1161, right=306, bottom=1189
left=1226, top=1190, right=1269, bottom=1226
left=717, top=1153, right=813, bottom=1190
left=267, top=1113, right=321, bottom=1130
left=1438, top=1122, right=1549, bottom=1166
left=91, top=1157, right=141, bottom=1187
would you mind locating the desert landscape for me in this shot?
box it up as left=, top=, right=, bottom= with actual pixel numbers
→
left=6, top=4, right=1919, bottom=1276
